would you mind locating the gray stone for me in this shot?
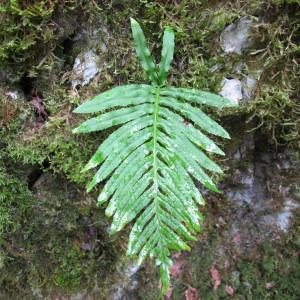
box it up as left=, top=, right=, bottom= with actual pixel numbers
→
left=220, top=75, right=258, bottom=104
left=123, top=260, right=141, bottom=279
left=219, top=78, right=243, bottom=104
left=71, top=50, right=101, bottom=89
left=110, top=285, right=131, bottom=300
left=233, top=134, right=255, bottom=161
left=220, top=17, right=255, bottom=54
left=5, top=91, right=18, bottom=100
left=31, top=288, right=43, bottom=299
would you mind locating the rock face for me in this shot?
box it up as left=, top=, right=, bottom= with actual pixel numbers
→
left=5, top=91, right=18, bottom=100
left=219, top=75, right=258, bottom=104
left=70, top=26, right=108, bottom=90
left=110, top=260, right=142, bottom=300
left=219, top=78, right=243, bottom=104
left=219, top=16, right=258, bottom=103
left=157, top=132, right=300, bottom=300
left=33, top=172, right=78, bottom=202
left=220, top=17, right=255, bottom=54
left=227, top=134, right=300, bottom=238
left=71, top=51, right=101, bottom=89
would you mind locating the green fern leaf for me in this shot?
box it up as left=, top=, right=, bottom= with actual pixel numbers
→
left=158, top=26, right=174, bottom=85
left=73, top=18, right=237, bottom=295
left=130, top=18, right=158, bottom=85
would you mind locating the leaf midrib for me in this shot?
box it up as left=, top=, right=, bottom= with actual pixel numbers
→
left=152, top=87, right=160, bottom=193
left=152, top=87, right=164, bottom=252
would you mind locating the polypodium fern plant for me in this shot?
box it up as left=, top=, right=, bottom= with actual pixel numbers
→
left=73, top=18, right=236, bottom=294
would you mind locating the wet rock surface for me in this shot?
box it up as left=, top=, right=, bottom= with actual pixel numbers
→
left=70, top=26, right=108, bottom=90
left=220, top=17, right=255, bottom=55
left=225, top=134, right=300, bottom=245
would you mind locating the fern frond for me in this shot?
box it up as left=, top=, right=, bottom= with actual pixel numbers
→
left=73, top=18, right=237, bottom=295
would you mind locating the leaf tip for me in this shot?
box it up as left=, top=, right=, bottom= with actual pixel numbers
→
left=86, top=181, right=94, bottom=193
left=130, top=17, right=137, bottom=26
left=223, top=130, right=231, bottom=139
left=215, top=187, right=221, bottom=193
left=80, top=166, right=89, bottom=173
left=218, top=149, right=226, bottom=156
left=97, top=192, right=109, bottom=206
left=159, top=262, right=171, bottom=296
left=72, top=106, right=81, bottom=113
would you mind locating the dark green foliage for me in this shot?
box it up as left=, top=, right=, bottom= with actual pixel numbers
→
left=73, top=18, right=236, bottom=294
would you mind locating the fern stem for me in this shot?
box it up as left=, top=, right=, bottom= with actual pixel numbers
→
left=152, top=87, right=160, bottom=193
left=152, top=87, right=164, bottom=249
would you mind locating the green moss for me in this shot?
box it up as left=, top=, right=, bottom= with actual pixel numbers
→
left=0, top=167, right=33, bottom=237
left=244, top=1, right=300, bottom=151
left=6, top=125, right=98, bottom=185
left=236, top=241, right=300, bottom=299
left=0, top=1, right=84, bottom=78
left=0, top=172, right=116, bottom=298
left=0, top=89, right=97, bottom=186
left=53, top=247, right=85, bottom=288
left=0, top=92, right=34, bottom=238
left=248, top=86, right=298, bottom=145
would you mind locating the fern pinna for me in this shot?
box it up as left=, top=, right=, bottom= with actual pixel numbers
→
left=73, top=18, right=236, bottom=294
